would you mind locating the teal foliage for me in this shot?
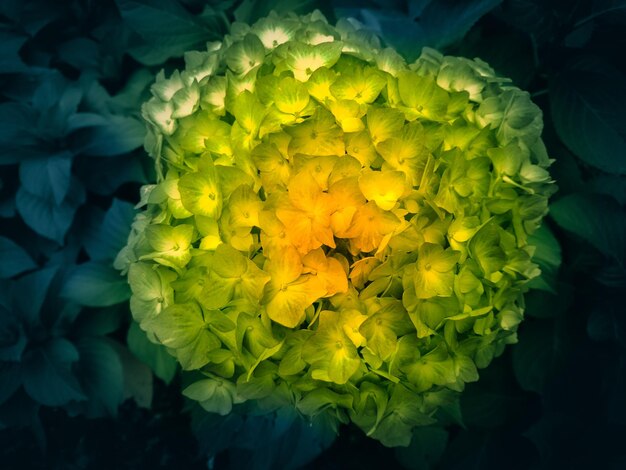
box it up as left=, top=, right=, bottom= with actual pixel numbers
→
left=1, top=0, right=625, bottom=469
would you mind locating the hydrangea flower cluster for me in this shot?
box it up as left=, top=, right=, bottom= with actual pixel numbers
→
left=116, top=11, right=555, bottom=446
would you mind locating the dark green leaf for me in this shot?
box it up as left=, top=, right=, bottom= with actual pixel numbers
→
left=73, top=306, right=125, bottom=337
left=550, top=193, right=626, bottom=266
left=57, top=38, right=101, bottom=72
left=61, top=261, right=131, bottom=307
left=395, top=426, right=448, bottom=470
left=126, top=321, right=177, bottom=383
left=0, top=304, right=26, bottom=361
left=74, top=338, right=125, bottom=417
left=512, top=320, right=560, bottom=393
left=0, top=29, right=29, bottom=73
left=19, top=152, right=73, bottom=205
left=235, top=0, right=329, bottom=23
left=588, top=302, right=626, bottom=345
left=526, top=224, right=562, bottom=293
left=75, top=153, right=147, bottom=196
left=0, top=235, right=36, bottom=279
left=588, top=174, right=626, bottom=205
left=0, top=102, right=37, bottom=165
left=13, top=267, right=58, bottom=325
left=115, top=0, right=217, bottom=65
left=22, top=338, right=86, bottom=406
left=83, top=199, right=136, bottom=261
left=0, top=362, right=21, bottom=405
left=70, top=114, right=145, bottom=157
left=113, top=342, right=153, bottom=409
left=550, top=59, right=626, bottom=175
left=344, top=0, right=502, bottom=60
left=15, top=179, right=85, bottom=244
left=524, top=283, right=572, bottom=319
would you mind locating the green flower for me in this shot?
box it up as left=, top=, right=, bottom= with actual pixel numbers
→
left=118, top=10, right=555, bottom=447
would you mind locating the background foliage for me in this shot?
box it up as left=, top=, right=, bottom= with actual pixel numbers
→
left=0, top=0, right=625, bottom=468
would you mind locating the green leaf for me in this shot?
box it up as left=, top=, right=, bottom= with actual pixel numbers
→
left=76, top=153, right=147, bottom=196
left=127, top=321, right=177, bottom=383
left=345, top=0, right=502, bottom=60
left=61, top=262, right=131, bottom=307
left=13, top=267, right=58, bottom=325
left=19, top=152, right=73, bottom=206
left=71, top=114, right=145, bottom=157
left=588, top=175, right=626, bottom=205
left=0, top=305, right=26, bottom=361
left=0, top=363, right=21, bottom=405
left=550, top=193, right=626, bottom=265
left=235, top=0, right=327, bottom=23
left=0, top=236, right=36, bottom=279
left=84, top=199, right=136, bottom=261
left=15, top=179, right=85, bottom=244
left=116, top=0, right=220, bottom=65
left=22, top=338, right=86, bottom=406
left=74, top=338, right=125, bottom=417
left=588, top=302, right=626, bottom=345
left=395, top=426, right=448, bottom=470
left=526, top=224, right=562, bottom=293
left=512, top=320, right=559, bottom=393
left=550, top=59, right=626, bottom=175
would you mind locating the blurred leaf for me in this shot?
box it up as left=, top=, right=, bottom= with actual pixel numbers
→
left=550, top=59, right=626, bottom=175
left=588, top=302, right=626, bottom=345
left=235, top=0, right=330, bottom=23
left=0, top=0, right=63, bottom=35
left=0, top=236, right=36, bottom=279
left=526, top=224, right=561, bottom=293
left=19, top=152, right=73, bottom=206
left=114, top=342, right=153, bottom=408
left=115, top=0, right=222, bottom=65
left=70, top=114, right=145, bottom=157
left=83, top=199, right=136, bottom=261
left=0, top=28, right=29, bottom=74
left=226, top=411, right=337, bottom=470
left=550, top=193, right=626, bottom=266
left=0, top=304, right=27, bottom=361
left=512, top=320, right=560, bottom=393
left=126, top=321, right=177, bottom=383
left=75, top=153, right=147, bottom=196
left=0, top=363, right=21, bottom=405
left=12, top=267, right=58, bottom=325
left=109, top=69, right=154, bottom=112
left=61, top=262, right=131, bottom=307
left=22, top=338, right=86, bottom=407
left=57, top=38, right=102, bottom=72
left=72, top=306, right=125, bottom=337
left=74, top=337, right=125, bottom=417
left=395, top=426, right=448, bottom=470
left=495, top=0, right=556, bottom=44
left=588, top=174, right=626, bottom=205
left=343, top=0, right=502, bottom=60
left=524, top=283, right=572, bottom=319
left=15, top=179, right=85, bottom=244
left=442, top=428, right=539, bottom=469
left=0, top=102, right=38, bottom=165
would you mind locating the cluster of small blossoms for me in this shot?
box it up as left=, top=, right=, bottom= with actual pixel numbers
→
left=116, top=11, right=555, bottom=446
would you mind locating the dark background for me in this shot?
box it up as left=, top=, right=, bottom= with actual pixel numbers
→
left=1, top=0, right=625, bottom=468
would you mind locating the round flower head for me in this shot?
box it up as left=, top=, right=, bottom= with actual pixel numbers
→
left=117, top=10, right=555, bottom=447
